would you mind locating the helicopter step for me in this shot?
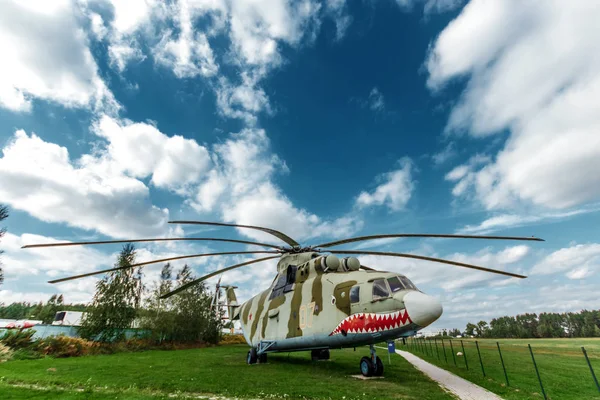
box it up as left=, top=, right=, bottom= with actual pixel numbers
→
left=359, top=345, right=384, bottom=377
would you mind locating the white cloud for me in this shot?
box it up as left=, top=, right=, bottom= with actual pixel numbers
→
left=191, top=127, right=362, bottom=245
left=108, top=40, right=147, bottom=72
left=0, top=232, right=219, bottom=305
left=153, top=0, right=219, bottom=78
left=92, top=115, right=212, bottom=193
left=215, top=73, right=271, bottom=125
left=324, top=0, right=352, bottom=40
left=89, top=12, right=108, bottom=40
left=429, top=1, right=600, bottom=211
left=0, top=0, right=118, bottom=113
left=358, top=244, right=530, bottom=292
left=368, top=87, right=385, bottom=112
left=531, top=243, right=600, bottom=277
left=457, top=207, right=600, bottom=235
left=432, top=142, right=456, bottom=165
left=356, top=158, right=415, bottom=211
left=0, top=129, right=169, bottom=239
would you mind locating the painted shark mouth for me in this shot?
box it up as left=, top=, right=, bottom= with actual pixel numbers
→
left=329, top=310, right=412, bottom=336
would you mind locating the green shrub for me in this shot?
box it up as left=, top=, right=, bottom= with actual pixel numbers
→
left=0, top=329, right=36, bottom=349
left=36, top=335, right=97, bottom=358
left=219, top=334, right=247, bottom=345
left=0, top=343, right=13, bottom=362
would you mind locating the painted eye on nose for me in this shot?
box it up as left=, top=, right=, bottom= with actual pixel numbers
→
left=331, top=295, right=336, bottom=305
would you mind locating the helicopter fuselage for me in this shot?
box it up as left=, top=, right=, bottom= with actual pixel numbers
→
left=234, top=252, right=442, bottom=353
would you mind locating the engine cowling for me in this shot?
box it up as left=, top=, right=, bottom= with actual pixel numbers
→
left=322, top=255, right=340, bottom=271
left=341, top=257, right=360, bottom=271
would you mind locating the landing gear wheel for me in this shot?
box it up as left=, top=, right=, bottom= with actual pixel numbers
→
left=311, top=349, right=330, bottom=361
left=360, top=356, right=374, bottom=377
left=373, top=356, right=384, bottom=376
left=247, top=348, right=258, bottom=365
left=258, top=353, right=268, bottom=363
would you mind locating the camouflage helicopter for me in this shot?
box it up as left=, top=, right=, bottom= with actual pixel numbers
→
left=23, top=221, right=543, bottom=377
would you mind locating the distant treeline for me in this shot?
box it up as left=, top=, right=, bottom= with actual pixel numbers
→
left=0, top=295, right=88, bottom=323
left=464, top=310, right=600, bottom=338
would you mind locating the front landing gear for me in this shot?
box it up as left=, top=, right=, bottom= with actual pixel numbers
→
left=247, top=348, right=258, bottom=364
left=359, top=345, right=384, bottom=377
left=247, top=348, right=268, bottom=364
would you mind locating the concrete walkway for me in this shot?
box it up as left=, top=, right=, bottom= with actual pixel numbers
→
left=395, top=350, right=503, bottom=400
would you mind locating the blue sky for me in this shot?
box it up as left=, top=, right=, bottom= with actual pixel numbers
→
left=1, top=0, right=600, bottom=331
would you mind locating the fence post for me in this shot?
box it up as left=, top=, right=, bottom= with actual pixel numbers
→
left=582, top=346, right=600, bottom=393
left=441, top=338, right=448, bottom=363
left=425, top=338, right=430, bottom=356
left=475, top=341, right=486, bottom=377
left=428, top=339, right=434, bottom=357
left=434, top=338, right=440, bottom=360
left=497, top=342, right=509, bottom=386
left=528, top=344, right=547, bottom=400
left=450, top=339, right=457, bottom=366
left=461, top=340, right=469, bottom=370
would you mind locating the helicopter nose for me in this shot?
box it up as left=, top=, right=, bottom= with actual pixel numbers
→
left=404, top=291, right=442, bottom=328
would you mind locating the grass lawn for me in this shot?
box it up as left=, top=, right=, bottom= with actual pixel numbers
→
left=0, top=344, right=455, bottom=400
left=401, top=337, right=600, bottom=400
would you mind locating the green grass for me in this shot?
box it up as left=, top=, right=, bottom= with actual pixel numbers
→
left=0, top=344, right=455, bottom=399
left=401, top=338, right=600, bottom=400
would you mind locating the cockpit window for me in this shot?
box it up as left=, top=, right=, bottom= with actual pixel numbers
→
left=387, top=277, right=405, bottom=292
left=399, top=276, right=417, bottom=290
left=372, top=279, right=390, bottom=300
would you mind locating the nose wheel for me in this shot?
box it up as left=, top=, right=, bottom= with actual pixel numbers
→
left=359, top=345, right=384, bottom=377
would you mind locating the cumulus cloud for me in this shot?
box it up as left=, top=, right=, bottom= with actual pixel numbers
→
left=190, top=128, right=362, bottom=245
left=356, top=158, right=415, bottom=211
left=0, top=0, right=118, bottom=113
left=429, top=1, right=600, bottom=211
left=531, top=243, right=600, bottom=278
left=0, top=129, right=169, bottom=238
left=92, top=116, right=212, bottom=194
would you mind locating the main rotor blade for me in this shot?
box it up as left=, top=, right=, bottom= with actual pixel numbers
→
left=48, top=251, right=279, bottom=284
left=315, top=233, right=544, bottom=248
left=328, top=250, right=526, bottom=279
left=22, top=237, right=284, bottom=251
left=160, top=255, right=279, bottom=299
left=169, top=220, right=300, bottom=248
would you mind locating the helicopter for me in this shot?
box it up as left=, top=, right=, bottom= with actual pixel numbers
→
left=23, top=221, right=543, bottom=377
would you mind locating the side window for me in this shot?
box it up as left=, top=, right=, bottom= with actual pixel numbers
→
left=284, top=265, right=297, bottom=292
left=269, top=274, right=287, bottom=300
left=372, top=279, right=390, bottom=300
left=350, top=286, right=360, bottom=303
left=387, top=277, right=405, bottom=292
left=270, top=265, right=298, bottom=299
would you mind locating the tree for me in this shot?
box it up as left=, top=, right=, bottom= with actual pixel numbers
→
left=0, top=204, right=8, bottom=286
left=78, top=244, right=143, bottom=342
left=38, top=294, right=64, bottom=324
left=170, top=264, right=221, bottom=343
left=465, top=323, right=477, bottom=337
left=476, top=321, right=489, bottom=338
left=140, top=263, right=176, bottom=342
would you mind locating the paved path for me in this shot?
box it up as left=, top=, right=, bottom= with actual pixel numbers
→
left=395, top=350, right=503, bottom=400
